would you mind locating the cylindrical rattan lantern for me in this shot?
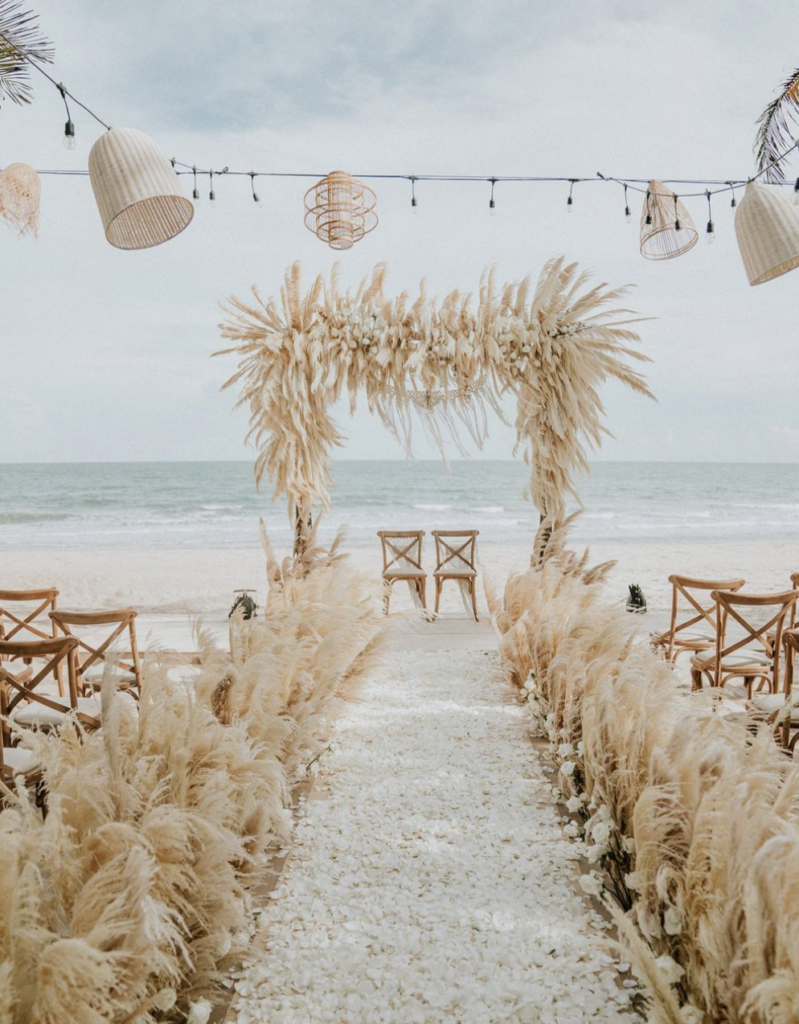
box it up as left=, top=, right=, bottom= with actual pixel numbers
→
left=0, top=163, right=41, bottom=238
left=303, top=170, right=377, bottom=250
left=640, top=179, right=698, bottom=260
left=734, top=180, right=799, bottom=285
left=88, top=128, right=194, bottom=250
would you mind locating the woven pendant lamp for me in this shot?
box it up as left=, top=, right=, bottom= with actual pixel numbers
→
left=303, top=170, right=377, bottom=250
left=734, top=180, right=799, bottom=285
left=88, top=128, right=194, bottom=249
left=0, top=163, right=41, bottom=237
left=640, top=179, right=698, bottom=260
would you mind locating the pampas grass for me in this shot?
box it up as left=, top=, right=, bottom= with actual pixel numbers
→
left=0, top=542, right=387, bottom=1021
left=495, top=535, right=799, bottom=1023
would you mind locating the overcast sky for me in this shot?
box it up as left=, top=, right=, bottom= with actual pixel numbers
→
left=2, top=0, right=798, bottom=464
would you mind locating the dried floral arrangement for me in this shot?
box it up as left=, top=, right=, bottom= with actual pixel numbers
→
left=0, top=542, right=386, bottom=1023
left=218, top=258, right=653, bottom=548
left=489, top=530, right=799, bottom=1024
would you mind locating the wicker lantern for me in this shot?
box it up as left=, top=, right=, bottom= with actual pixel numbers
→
left=734, top=180, right=799, bottom=285
left=88, top=128, right=194, bottom=250
left=0, top=163, right=41, bottom=238
left=640, top=179, right=698, bottom=260
left=303, top=170, right=377, bottom=250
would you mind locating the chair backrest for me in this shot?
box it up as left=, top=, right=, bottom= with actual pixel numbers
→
left=665, top=575, right=746, bottom=657
left=432, top=530, right=479, bottom=574
left=711, top=589, right=799, bottom=691
left=0, top=636, right=80, bottom=718
left=377, top=531, right=425, bottom=574
left=781, top=628, right=799, bottom=748
left=0, top=588, right=59, bottom=650
left=50, top=609, right=141, bottom=690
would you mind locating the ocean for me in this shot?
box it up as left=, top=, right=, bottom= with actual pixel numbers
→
left=1, top=460, right=798, bottom=551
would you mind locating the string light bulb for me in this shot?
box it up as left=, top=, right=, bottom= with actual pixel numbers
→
left=644, top=190, right=653, bottom=226
left=57, top=84, right=76, bottom=150
left=623, top=183, right=631, bottom=222
left=209, top=169, right=216, bottom=205
left=192, top=166, right=199, bottom=201
left=567, top=179, right=575, bottom=213
left=250, top=171, right=261, bottom=207
left=673, top=193, right=682, bottom=232
left=488, top=177, right=497, bottom=216
left=728, top=182, right=737, bottom=208
left=705, top=190, right=715, bottom=244
left=410, top=175, right=418, bottom=213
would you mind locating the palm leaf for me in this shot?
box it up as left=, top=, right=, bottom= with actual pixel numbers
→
left=755, top=66, right=799, bottom=182
left=0, top=1, right=53, bottom=106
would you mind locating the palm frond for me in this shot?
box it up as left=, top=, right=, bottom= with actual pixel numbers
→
left=755, top=66, right=799, bottom=182
left=0, top=1, right=53, bottom=106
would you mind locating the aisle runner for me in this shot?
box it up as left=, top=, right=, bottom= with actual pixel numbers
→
left=232, top=650, right=635, bottom=1024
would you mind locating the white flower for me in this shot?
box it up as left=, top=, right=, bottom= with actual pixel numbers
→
left=565, top=795, right=582, bottom=813
left=624, top=871, right=643, bottom=891
left=681, top=1005, right=704, bottom=1024
left=560, top=760, right=576, bottom=777
left=152, top=989, right=177, bottom=1012
left=591, top=821, right=612, bottom=846
left=664, top=906, right=684, bottom=936
left=576, top=741, right=585, bottom=756
left=586, top=843, right=605, bottom=864
left=654, top=953, right=685, bottom=986
left=186, top=999, right=213, bottom=1024
left=557, top=742, right=574, bottom=757
left=579, top=872, right=604, bottom=897
left=563, top=822, right=580, bottom=838
left=622, top=836, right=636, bottom=854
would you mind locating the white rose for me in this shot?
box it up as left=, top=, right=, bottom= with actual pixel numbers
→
left=565, top=796, right=582, bottom=813
left=153, top=989, right=177, bottom=1012
left=592, top=821, right=612, bottom=846
left=563, top=822, right=580, bottom=838
left=579, top=872, right=604, bottom=897
left=586, top=843, right=605, bottom=864
left=557, top=742, right=575, bottom=757
left=625, top=871, right=643, bottom=891
left=622, top=836, right=636, bottom=853
left=655, top=954, right=685, bottom=986
left=664, top=906, right=684, bottom=936
left=577, top=741, right=585, bottom=756
left=187, top=1000, right=213, bottom=1024
left=560, top=761, right=576, bottom=777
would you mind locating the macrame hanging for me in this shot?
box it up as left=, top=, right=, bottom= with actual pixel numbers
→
left=734, top=180, right=799, bottom=285
left=640, top=178, right=698, bottom=260
left=0, top=162, right=41, bottom=237
left=303, top=169, right=377, bottom=250
left=88, top=127, right=194, bottom=250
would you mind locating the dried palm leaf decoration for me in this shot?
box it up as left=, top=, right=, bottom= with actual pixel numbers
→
left=88, top=127, right=194, bottom=249
left=0, top=161, right=40, bottom=236
left=303, top=169, right=377, bottom=249
left=0, top=1, right=54, bottom=106
left=734, top=180, right=799, bottom=285
left=640, top=179, right=698, bottom=260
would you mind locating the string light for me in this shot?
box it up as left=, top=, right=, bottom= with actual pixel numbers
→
left=410, top=175, right=418, bottom=213
left=192, top=165, right=199, bottom=201
left=488, top=177, right=497, bottom=215
left=644, top=190, right=653, bottom=226
left=57, top=83, right=76, bottom=150
left=673, top=193, right=682, bottom=232
left=250, top=171, right=260, bottom=206
left=728, top=182, right=738, bottom=208
left=623, top=183, right=631, bottom=222
left=567, top=179, right=575, bottom=213
left=705, top=190, right=715, bottom=244
left=209, top=169, right=216, bottom=205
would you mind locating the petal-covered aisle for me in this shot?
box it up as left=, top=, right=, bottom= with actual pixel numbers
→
left=231, top=648, right=636, bottom=1024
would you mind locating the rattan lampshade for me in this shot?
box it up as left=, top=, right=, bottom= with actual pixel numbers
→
left=734, top=180, right=799, bottom=285
left=303, top=170, right=377, bottom=250
left=640, top=179, right=698, bottom=260
left=88, top=128, right=194, bottom=250
left=0, top=163, right=41, bottom=237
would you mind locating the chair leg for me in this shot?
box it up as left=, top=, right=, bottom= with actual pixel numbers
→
left=418, top=577, right=427, bottom=611
left=383, top=583, right=391, bottom=617
left=469, top=579, right=479, bottom=623
left=690, top=667, right=703, bottom=692
left=434, top=579, right=442, bottom=615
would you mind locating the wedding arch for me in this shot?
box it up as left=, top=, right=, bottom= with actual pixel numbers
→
left=217, top=257, right=652, bottom=552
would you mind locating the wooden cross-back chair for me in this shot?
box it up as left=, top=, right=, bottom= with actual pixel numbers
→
left=0, top=588, right=63, bottom=695
left=377, top=530, right=427, bottom=614
left=690, top=589, right=798, bottom=699
left=432, top=529, right=480, bottom=622
left=50, top=608, right=142, bottom=696
left=0, top=680, right=42, bottom=787
left=0, top=636, right=101, bottom=732
left=652, top=575, right=746, bottom=663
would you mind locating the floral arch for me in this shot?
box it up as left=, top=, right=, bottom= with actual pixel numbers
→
left=218, top=257, right=652, bottom=553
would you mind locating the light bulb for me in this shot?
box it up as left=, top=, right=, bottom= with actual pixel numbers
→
left=192, top=187, right=200, bottom=201
left=63, top=119, right=76, bottom=150
left=489, top=198, right=496, bottom=216
left=252, top=193, right=261, bottom=208
left=209, top=190, right=216, bottom=205
left=706, top=221, right=715, bottom=244
left=411, top=196, right=418, bottom=214
left=566, top=196, right=573, bottom=213
left=624, top=206, right=632, bottom=222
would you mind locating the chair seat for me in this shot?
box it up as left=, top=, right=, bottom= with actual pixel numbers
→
left=749, top=692, right=799, bottom=723
left=1, top=746, right=40, bottom=776
left=13, top=694, right=103, bottom=728
left=692, top=648, right=772, bottom=670
left=434, top=568, right=477, bottom=577
left=673, top=629, right=716, bottom=644
left=383, top=569, right=426, bottom=579
left=81, top=664, right=138, bottom=686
